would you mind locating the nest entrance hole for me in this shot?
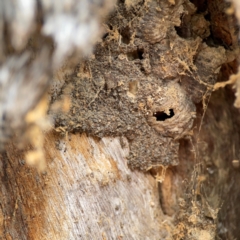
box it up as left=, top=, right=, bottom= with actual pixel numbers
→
left=153, top=109, right=174, bottom=121
left=127, top=48, right=144, bottom=60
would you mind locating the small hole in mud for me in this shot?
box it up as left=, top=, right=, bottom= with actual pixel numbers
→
left=102, top=33, right=109, bottom=40
left=153, top=109, right=174, bottom=121
left=127, top=48, right=144, bottom=60
left=140, top=67, right=145, bottom=73
left=204, top=34, right=231, bottom=49
left=189, top=0, right=207, bottom=13
left=204, top=13, right=211, bottom=21
left=121, top=27, right=131, bottom=44
left=174, top=24, right=191, bottom=39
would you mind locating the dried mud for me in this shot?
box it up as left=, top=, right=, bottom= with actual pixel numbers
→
left=51, top=0, right=236, bottom=171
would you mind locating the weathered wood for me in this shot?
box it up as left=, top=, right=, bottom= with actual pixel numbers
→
left=0, top=0, right=239, bottom=239
left=0, top=133, right=172, bottom=239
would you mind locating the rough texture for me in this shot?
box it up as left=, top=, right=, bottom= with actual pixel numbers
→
left=0, top=0, right=239, bottom=239
left=52, top=0, right=231, bottom=170
left=0, top=133, right=168, bottom=239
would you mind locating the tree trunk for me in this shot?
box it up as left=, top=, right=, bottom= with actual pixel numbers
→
left=0, top=0, right=239, bottom=239
left=1, top=133, right=168, bottom=239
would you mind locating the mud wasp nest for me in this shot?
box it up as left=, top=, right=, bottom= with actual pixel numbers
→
left=146, top=81, right=196, bottom=139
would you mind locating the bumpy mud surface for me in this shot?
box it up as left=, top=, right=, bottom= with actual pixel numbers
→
left=51, top=0, right=233, bottom=170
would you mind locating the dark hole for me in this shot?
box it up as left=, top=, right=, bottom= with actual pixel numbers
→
left=174, top=26, right=184, bottom=38
left=204, top=13, right=211, bottom=21
left=153, top=109, right=174, bottom=121
left=126, top=48, right=144, bottom=60
left=121, top=26, right=131, bottom=44
left=189, top=0, right=207, bottom=13
left=137, top=49, right=144, bottom=59
left=140, top=67, right=145, bottom=73
left=102, top=33, right=109, bottom=40
left=174, top=21, right=191, bottom=39
left=204, top=34, right=231, bottom=49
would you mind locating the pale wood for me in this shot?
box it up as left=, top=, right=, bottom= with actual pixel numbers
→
left=0, top=132, right=172, bottom=239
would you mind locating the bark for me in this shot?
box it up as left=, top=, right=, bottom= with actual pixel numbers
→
left=0, top=0, right=239, bottom=240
